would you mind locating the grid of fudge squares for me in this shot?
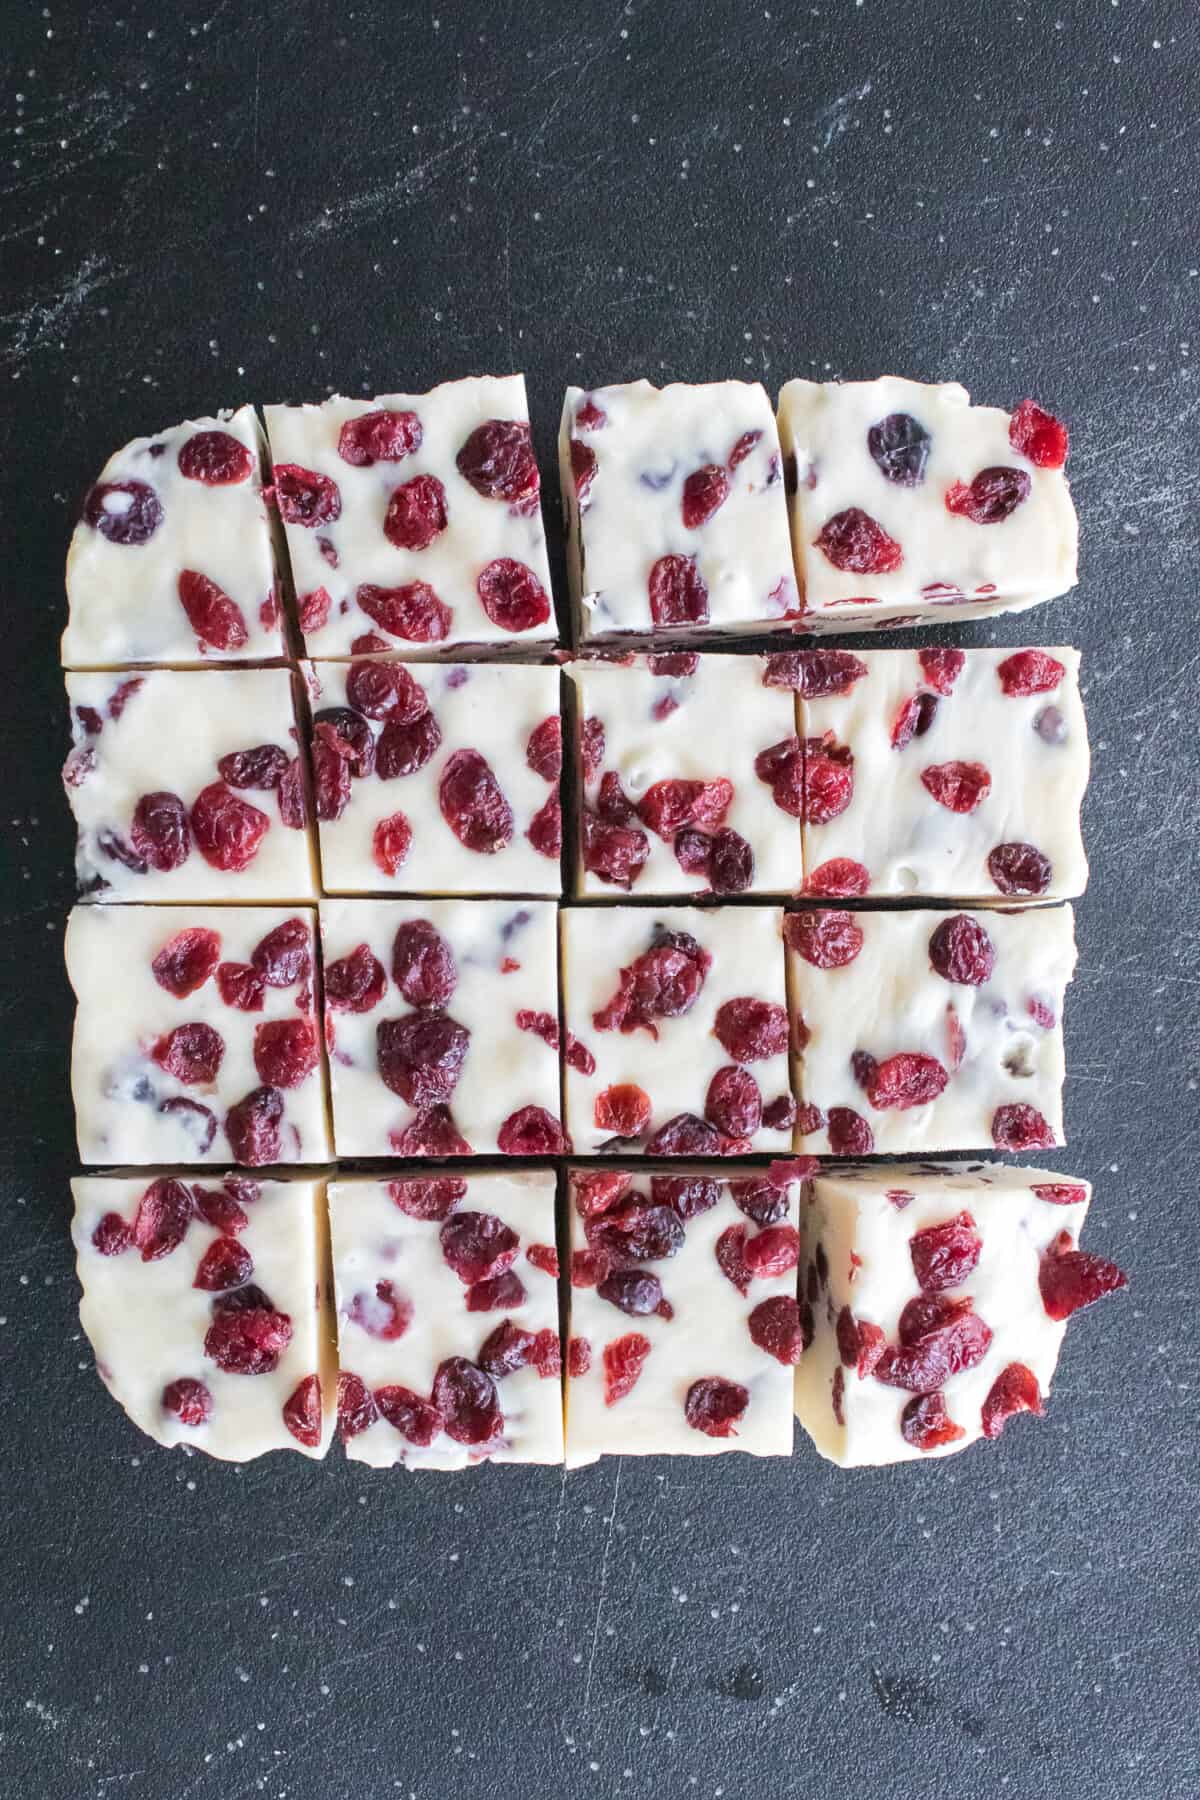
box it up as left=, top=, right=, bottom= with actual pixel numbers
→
left=776, top=379, right=1077, bottom=630
left=785, top=905, right=1075, bottom=1157
left=72, top=1173, right=336, bottom=1461
left=305, top=658, right=561, bottom=895
left=62, top=667, right=318, bottom=902
left=564, top=1162, right=803, bottom=1464
left=63, top=405, right=287, bottom=668
left=793, top=1162, right=1127, bottom=1467
left=769, top=644, right=1089, bottom=901
left=329, top=1170, right=563, bottom=1469
left=559, top=381, right=797, bottom=643
left=568, top=652, right=801, bottom=897
left=560, top=905, right=795, bottom=1157
left=66, top=906, right=332, bottom=1167
left=264, top=377, right=557, bottom=657
left=320, top=899, right=566, bottom=1158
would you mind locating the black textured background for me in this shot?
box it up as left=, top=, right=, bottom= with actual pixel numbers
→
left=2, top=2, right=1197, bottom=1797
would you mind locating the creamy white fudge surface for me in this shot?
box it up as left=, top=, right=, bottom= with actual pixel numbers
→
left=72, top=1174, right=335, bottom=1461
left=794, top=1162, right=1126, bottom=1467
left=564, top=1163, right=800, bottom=1465
left=63, top=668, right=318, bottom=903
left=785, top=905, right=1075, bottom=1157
left=67, top=906, right=332, bottom=1167
left=793, top=645, right=1089, bottom=902
left=560, top=906, right=794, bottom=1156
left=328, top=1171, right=563, bottom=1469
left=320, top=899, right=564, bottom=1158
left=63, top=406, right=287, bottom=669
left=559, top=381, right=796, bottom=641
left=777, top=378, right=1078, bottom=630
left=305, top=659, right=561, bottom=896
left=264, top=378, right=556, bottom=657
left=568, top=654, right=801, bottom=897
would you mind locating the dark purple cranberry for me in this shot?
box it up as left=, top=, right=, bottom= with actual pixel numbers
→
left=867, top=413, right=931, bottom=486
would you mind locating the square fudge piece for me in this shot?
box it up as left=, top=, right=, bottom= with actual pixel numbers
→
left=780, top=645, right=1088, bottom=901
left=776, top=378, right=1077, bottom=630
left=72, top=1173, right=335, bottom=1461
left=560, top=905, right=794, bottom=1156
left=320, top=899, right=565, bottom=1158
left=559, top=380, right=796, bottom=643
left=794, top=1163, right=1126, bottom=1467
left=264, top=378, right=556, bottom=657
left=568, top=654, right=801, bottom=897
left=67, top=906, right=332, bottom=1167
left=63, top=406, right=287, bottom=668
left=785, top=905, right=1076, bottom=1157
left=564, top=1162, right=802, bottom=1465
left=306, top=659, right=561, bottom=895
left=328, top=1170, right=563, bottom=1469
left=62, top=668, right=318, bottom=902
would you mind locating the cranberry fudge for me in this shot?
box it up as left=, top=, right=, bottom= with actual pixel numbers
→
left=305, top=659, right=561, bottom=895
left=63, top=668, right=318, bottom=902
left=785, top=905, right=1075, bottom=1157
left=321, top=899, right=565, bottom=1158
left=329, top=1170, right=563, bottom=1469
left=776, top=379, right=1077, bottom=630
left=560, top=906, right=794, bottom=1156
left=63, top=406, right=287, bottom=668
left=559, top=381, right=796, bottom=643
left=568, top=654, right=801, bottom=896
left=564, top=1163, right=802, bottom=1464
left=778, top=646, right=1088, bottom=901
left=72, top=1174, right=335, bottom=1461
left=264, top=378, right=556, bottom=657
left=794, top=1163, right=1127, bottom=1466
left=66, top=906, right=332, bottom=1167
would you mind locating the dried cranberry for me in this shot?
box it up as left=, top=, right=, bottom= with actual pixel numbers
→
left=352, top=632, right=392, bottom=655
left=996, top=650, right=1065, bottom=696
left=648, top=554, right=709, bottom=626
left=580, top=716, right=606, bottom=781
left=638, top=778, right=732, bottom=839
left=298, top=587, right=332, bottom=633
left=212, top=963, right=263, bottom=1013
left=566, top=1337, right=592, bottom=1378
left=726, top=429, right=761, bottom=469
left=192, top=1185, right=251, bottom=1234
left=376, top=1384, right=443, bottom=1446
left=593, top=1084, right=651, bottom=1137
left=153, top=1022, right=224, bottom=1086
left=648, top=653, right=699, bottom=678
left=456, top=419, right=539, bottom=506
left=599, top=934, right=711, bottom=1037
left=764, top=649, right=868, bottom=696
left=389, top=1106, right=472, bottom=1157
left=1008, top=398, right=1069, bottom=469
left=754, top=737, right=805, bottom=819
left=836, top=1307, right=886, bottom=1378
left=282, top=1374, right=323, bottom=1447
left=867, top=412, right=931, bottom=486
left=727, top=1177, right=785, bottom=1227
left=62, top=745, right=96, bottom=790
left=588, top=1200, right=685, bottom=1264
left=1040, top=1230, right=1129, bottom=1321
left=381, top=474, right=447, bottom=550
left=497, top=1106, right=566, bottom=1154
left=477, top=558, right=551, bottom=633
left=574, top=1172, right=632, bottom=1220
left=216, top=745, right=289, bottom=793
left=377, top=1012, right=469, bottom=1106
left=713, top=997, right=789, bottom=1064
left=901, top=1392, right=965, bottom=1451
left=388, top=920, right=455, bottom=1008
left=981, top=1362, right=1044, bottom=1438
left=177, top=430, right=253, bottom=484
left=991, top=1103, right=1056, bottom=1152
left=784, top=910, right=862, bottom=971
left=357, top=580, right=452, bottom=642
left=527, top=1243, right=559, bottom=1279
left=249, top=918, right=309, bottom=990
left=598, top=1270, right=669, bottom=1318
left=748, top=1296, right=804, bottom=1365
left=920, top=760, right=991, bottom=814
left=388, top=1175, right=467, bottom=1219
left=945, top=467, right=1030, bottom=523
left=827, top=1106, right=874, bottom=1155
left=225, top=1086, right=284, bottom=1165
left=274, top=464, right=341, bottom=526
left=151, top=927, right=220, bottom=998
left=743, top=1224, right=800, bottom=1279
left=814, top=507, right=902, bottom=573
left=571, top=1250, right=610, bottom=1288
left=707, top=828, right=755, bottom=894
left=432, top=1357, right=503, bottom=1445
left=876, top=1303, right=992, bottom=1392
left=162, top=1377, right=213, bottom=1426
left=682, top=464, right=729, bottom=529
left=1031, top=1182, right=1088, bottom=1207
left=370, top=813, right=410, bottom=877
left=127, top=791, right=190, bottom=873
left=375, top=711, right=442, bottom=781
left=909, top=1212, right=981, bottom=1294
left=988, top=842, right=1051, bottom=897
left=851, top=1049, right=879, bottom=1093
left=313, top=708, right=375, bottom=778
left=252, top=1018, right=317, bottom=1088
left=190, top=783, right=269, bottom=872
left=684, top=1377, right=748, bottom=1438
left=524, top=717, right=563, bottom=786
left=177, top=570, right=248, bottom=652
left=763, top=1094, right=797, bottom=1131
left=438, top=749, right=514, bottom=855
left=346, top=659, right=429, bottom=724
left=575, top=396, right=607, bottom=431
left=652, top=1176, right=719, bottom=1219
left=705, top=1066, right=762, bottom=1138
left=338, top=408, right=422, bottom=466
left=336, top=1372, right=378, bottom=1440
left=713, top=1225, right=753, bottom=1295
left=321, top=943, right=383, bottom=1015
left=570, top=437, right=597, bottom=504
left=91, top=1212, right=132, bottom=1256
left=803, top=737, right=855, bottom=824
left=193, top=1236, right=254, bottom=1292
left=865, top=1053, right=948, bottom=1111
left=889, top=691, right=939, bottom=750
left=804, top=859, right=870, bottom=899
left=83, top=479, right=163, bottom=545
left=645, top=1113, right=723, bottom=1158
left=529, top=1329, right=562, bottom=1378
left=527, top=792, right=562, bottom=859
left=477, top=1320, right=535, bottom=1377
left=205, top=1290, right=293, bottom=1375
left=440, top=1211, right=519, bottom=1286
left=131, top=1178, right=194, bottom=1261
left=603, top=1333, right=652, bottom=1406
left=928, top=914, right=996, bottom=987
left=310, top=730, right=351, bottom=824
left=917, top=647, right=965, bottom=694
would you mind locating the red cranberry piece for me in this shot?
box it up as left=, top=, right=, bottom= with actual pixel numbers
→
left=373, top=813, right=413, bottom=877
left=157, top=1096, right=217, bottom=1150
left=376, top=1384, right=443, bottom=1446
left=755, top=733, right=806, bottom=820
left=432, top=1357, right=503, bottom=1445
left=648, top=553, right=709, bottom=626
left=748, top=1296, right=804, bottom=1365
left=153, top=1022, right=224, bottom=1086
left=298, top=587, right=333, bottom=633
left=988, top=842, right=1051, bottom=897
left=920, top=760, right=991, bottom=814
left=347, top=1279, right=413, bottom=1341
left=784, top=910, right=863, bottom=970
left=131, top=1178, right=194, bottom=1261
left=909, top=1211, right=982, bottom=1293
left=346, top=659, right=429, bottom=725
left=729, top=1177, right=788, bottom=1227
left=514, top=1009, right=559, bottom=1052
left=391, top=919, right=457, bottom=1007
left=867, top=412, right=931, bottom=486
left=313, top=708, right=375, bottom=779
left=253, top=1018, right=318, bottom=1088
left=607, top=933, right=712, bottom=1036
left=637, top=778, right=732, bottom=839
left=377, top=1013, right=469, bottom=1106
left=981, top=1362, right=1045, bottom=1439
left=901, top=1391, right=966, bottom=1452
left=574, top=1172, right=633, bottom=1220
left=917, top=647, right=965, bottom=694
left=440, top=1211, right=519, bottom=1286
left=352, top=632, right=392, bottom=655
left=681, top=464, right=730, bottom=529
left=162, top=1377, right=213, bottom=1426
left=530, top=1329, right=562, bottom=1378
left=827, top=1106, right=874, bottom=1155
left=338, top=408, right=422, bottom=466
left=92, top=1211, right=132, bottom=1256
left=570, top=437, right=597, bottom=505
left=281, top=1374, right=323, bottom=1447
left=803, top=737, right=855, bottom=824
left=795, top=1102, right=826, bottom=1136
left=1008, top=398, right=1069, bottom=469
left=527, top=1243, right=559, bottom=1278
left=324, top=943, right=387, bottom=1014
left=177, top=570, right=248, bottom=652
left=389, top=1106, right=472, bottom=1157
left=477, top=558, right=551, bottom=633
left=575, top=396, right=607, bottom=431
left=851, top=1050, right=879, bottom=1093
left=706, top=828, right=754, bottom=894
left=527, top=789, right=562, bottom=860
left=991, top=1102, right=1056, bottom=1152
left=836, top=1307, right=886, bottom=1378
left=438, top=749, right=514, bottom=854
left=382, top=474, right=447, bottom=550
left=571, top=1250, right=610, bottom=1288
left=128, top=791, right=191, bottom=872
left=192, top=1184, right=251, bottom=1234
left=713, top=997, right=789, bottom=1064
left=945, top=466, right=1031, bottom=523
left=274, top=464, right=341, bottom=527
left=97, top=825, right=151, bottom=875
left=672, top=828, right=710, bottom=878
left=876, top=1303, right=993, bottom=1392
left=193, top=1235, right=254, bottom=1292
left=357, top=580, right=452, bottom=643
left=83, top=479, right=163, bottom=545
left=815, top=507, right=902, bottom=573
left=376, top=710, right=443, bottom=780
left=591, top=1085, right=654, bottom=1145
left=62, top=745, right=97, bottom=790
left=225, top=1086, right=284, bottom=1166
left=177, top=430, right=253, bottom=484
left=190, top=783, right=269, bottom=872
left=889, top=691, right=939, bottom=749
left=762, top=1094, right=797, bottom=1131
left=705, top=1066, right=763, bottom=1138
left=477, top=1320, right=535, bottom=1377
left=337, top=1372, right=378, bottom=1441
left=866, top=1052, right=948, bottom=1111
left=217, top=744, right=290, bottom=791
left=205, top=1292, right=293, bottom=1376
left=685, top=1376, right=749, bottom=1438
left=251, top=918, right=310, bottom=989
left=728, top=428, right=762, bottom=469
left=764, top=649, right=868, bottom=696
left=996, top=649, right=1066, bottom=696
left=743, top=1224, right=800, bottom=1279
left=928, top=914, right=995, bottom=986
left=456, top=419, right=540, bottom=506
left=588, top=1200, right=685, bottom=1264
left=1031, top=1182, right=1088, bottom=1207
left=388, top=1175, right=467, bottom=1219
left=580, top=716, right=606, bottom=782
left=641, top=1113, right=718, bottom=1157
left=804, top=859, right=870, bottom=899
left=497, top=1106, right=567, bottom=1155
left=603, top=1333, right=652, bottom=1406
left=647, top=1180, right=715, bottom=1225
left=151, top=927, right=220, bottom=998
left=523, top=719, right=562, bottom=788
left=311, top=729, right=352, bottom=824
left=214, top=962, right=265, bottom=1012
left=598, top=1270, right=669, bottom=1318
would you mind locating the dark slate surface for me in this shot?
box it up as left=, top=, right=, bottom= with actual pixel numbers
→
left=1, top=2, right=1197, bottom=1796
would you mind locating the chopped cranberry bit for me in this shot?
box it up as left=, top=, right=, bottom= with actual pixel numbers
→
left=456, top=418, right=540, bottom=506
left=274, top=464, right=341, bottom=527
left=83, top=479, right=163, bottom=545
left=603, top=1333, right=652, bottom=1406
left=945, top=466, right=1031, bottom=523
left=728, top=428, right=762, bottom=469
left=465, top=1269, right=527, bottom=1313
left=348, top=660, right=430, bottom=728
left=225, top=1086, right=284, bottom=1166
left=570, top=437, right=597, bottom=505
left=705, top=1066, right=763, bottom=1139
left=376, top=1384, right=443, bottom=1446
left=336, top=1372, right=378, bottom=1441
left=928, top=914, right=996, bottom=987
left=314, top=707, right=375, bottom=778
left=996, top=649, right=1066, bottom=696
left=918, top=647, right=965, bottom=694
left=389, top=1106, right=472, bottom=1158
left=477, top=558, right=551, bottom=633
left=526, top=715, right=562, bottom=782
left=804, top=858, right=870, bottom=899
left=901, top=1391, right=965, bottom=1452
left=1039, top=1231, right=1128, bottom=1321
left=851, top=1049, right=879, bottom=1092
left=763, top=1094, right=797, bottom=1131
left=648, top=553, right=709, bottom=626
left=681, top=463, right=730, bottom=529
left=784, top=910, right=863, bottom=970
left=440, top=1211, right=519, bottom=1286
left=377, top=1012, right=469, bottom=1106
left=190, top=782, right=269, bottom=872
left=867, top=412, right=931, bottom=486
left=920, top=760, right=991, bottom=813
left=92, top=1211, right=132, bottom=1256
left=128, top=791, right=190, bottom=873
left=685, top=1376, right=748, bottom=1438
left=764, top=649, right=868, bottom=696
left=875, top=1298, right=992, bottom=1392
left=730, top=1176, right=792, bottom=1227
left=177, top=570, right=248, bottom=652
left=192, top=1184, right=251, bottom=1234
left=205, top=1293, right=294, bottom=1376
left=383, top=474, right=448, bottom=550
left=376, top=710, right=443, bottom=781
left=567, top=1337, right=592, bottom=1377
left=178, top=430, right=253, bottom=484
left=571, top=1249, right=610, bottom=1288
left=814, top=507, right=902, bottom=574
left=1008, top=398, right=1069, bottom=469
left=153, top=1021, right=224, bottom=1086
left=593, top=1083, right=651, bottom=1137
left=438, top=749, right=514, bottom=854
left=749, top=1296, right=804, bottom=1365
left=575, top=395, right=607, bottom=431
left=794, top=1102, right=826, bottom=1137
left=282, top=1374, right=323, bottom=1448
left=803, top=735, right=855, bottom=824
left=497, top=1106, right=566, bottom=1155
left=433, top=1357, right=503, bottom=1446
left=991, top=1102, right=1056, bottom=1152
left=151, top=927, right=220, bottom=998
left=162, top=1377, right=213, bottom=1426
left=909, top=1211, right=982, bottom=1293
left=373, top=812, right=413, bottom=877
left=836, top=1307, right=886, bottom=1378
left=1031, top=1182, right=1088, bottom=1207
left=713, top=996, right=789, bottom=1064
left=527, top=1242, right=559, bottom=1279
left=388, top=1175, right=468, bottom=1219
left=890, top=691, right=939, bottom=750
left=827, top=1106, right=874, bottom=1155
left=981, top=1362, right=1044, bottom=1439
left=988, top=841, right=1052, bottom=897
left=193, top=1235, right=254, bottom=1292
left=357, top=580, right=453, bottom=643
left=338, top=408, right=422, bottom=466
left=754, top=737, right=805, bottom=819
left=865, top=1052, right=948, bottom=1111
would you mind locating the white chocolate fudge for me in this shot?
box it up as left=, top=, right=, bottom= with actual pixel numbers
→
left=305, top=659, right=561, bottom=895
left=560, top=906, right=795, bottom=1156
left=776, top=379, right=1077, bottom=630
left=568, top=654, right=801, bottom=897
left=794, top=1163, right=1126, bottom=1467
left=784, top=646, right=1089, bottom=901
left=72, top=1174, right=335, bottom=1461
left=329, top=1171, right=563, bottom=1469
left=564, top=1163, right=801, bottom=1465
left=67, top=906, right=332, bottom=1167
left=785, top=905, right=1075, bottom=1157
left=63, top=406, right=287, bottom=668
left=264, top=378, right=556, bottom=657
left=559, top=381, right=796, bottom=642
left=321, top=899, right=565, bottom=1158
left=63, top=668, right=318, bottom=902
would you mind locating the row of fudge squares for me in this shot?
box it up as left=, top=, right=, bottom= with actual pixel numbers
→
left=66, top=900, right=1076, bottom=1167
left=61, top=376, right=1076, bottom=669
left=71, top=1161, right=1126, bottom=1469
left=61, top=647, right=1088, bottom=905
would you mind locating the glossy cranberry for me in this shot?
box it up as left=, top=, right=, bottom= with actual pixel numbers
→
left=900, top=1392, right=965, bottom=1452
left=377, top=1012, right=469, bottom=1107
left=153, top=1022, right=224, bottom=1086
left=909, top=1211, right=981, bottom=1293
left=685, top=1376, right=748, bottom=1438
left=370, top=813, right=410, bottom=877
left=713, top=997, right=789, bottom=1064
left=527, top=1243, right=559, bottom=1279
left=598, top=1269, right=669, bottom=1319
left=212, top=963, right=263, bottom=1012
left=523, top=717, right=562, bottom=786
left=389, top=1106, right=472, bottom=1157
left=1040, top=1231, right=1129, bottom=1321
left=91, top=1212, right=132, bottom=1256
left=252, top=1018, right=317, bottom=1088
left=648, top=554, right=709, bottom=626
left=988, top=842, right=1051, bottom=896
left=190, top=783, right=269, bottom=872
left=438, top=749, right=514, bottom=854
left=376, top=1384, right=443, bottom=1446
left=682, top=464, right=729, bottom=528
left=743, top=1224, right=800, bottom=1279
left=345, top=658, right=429, bottom=724
left=804, top=859, right=870, bottom=899
left=866, top=1053, right=948, bottom=1111
left=388, top=1176, right=467, bottom=1220
left=945, top=466, right=1030, bottom=523
left=338, top=409, right=422, bottom=465
left=867, top=412, right=931, bottom=485
left=571, top=1250, right=610, bottom=1288
left=876, top=1302, right=993, bottom=1392
left=130, top=791, right=191, bottom=872
left=433, top=1357, right=503, bottom=1445
left=527, top=792, right=562, bottom=859
left=374, top=712, right=442, bottom=783
left=637, top=778, right=732, bottom=839
left=981, top=1362, right=1044, bottom=1438
left=827, top=1106, right=874, bottom=1155
left=921, top=760, right=991, bottom=814
left=497, top=1106, right=567, bottom=1154
left=754, top=737, right=805, bottom=818
left=784, top=910, right=863, bottom=970
left=705, top=1066, right=763, bottom=1138
left=440, top=1211, right=519, bottom=1286
left=1008, top=398, right=1069, bottom=468
left=313, top=708, right=375, bottom=780
left=193, top=1236, right=254, bottom=1293
left=158, top=1096, right=217, bottom=1151
left=589, top=1083, right=648, bottom=1138
left=176, top=570, right=248, bottom=652
left=762, top=1094, right=797, bottom=1131
left=588, top=1200, right=685, bottom=1264
left=748, top=1296, right=804, bottom=1365
left=274, top=464, right=341, bottom=526
left=603, top=1333, right=652, bottom=1406
left=192, top=1184, right=251, bottom=1234
left=83, top=479, right=163, bottom=545
left=162, top=1377, right=213, bottom=1426
left=729, top=1177, right=788, bottom=1227
left=598, top=933, right=711, bottom=1037
left=216, top=745, right=289, bottom=793
left=297, top=587, right=332, bottom=633
left=997, top=649, right=1065, bottom=696
left=357, top=580, right=452, bottom=642
left=707, top=828, right=755, bottom=894
left=574, top=1172, right=633, bottom=1220
left=814, top=507, right=902, bottom=573
left=890, top=691, right=940, bottom=750
left=1031, top=1182, right=1088, bottom=1207
left=225, top=1086, right=284, bottom=1166
left=644, top=1113, right=722, bottom=1156
left=336, top=1372, right=378, bottom=1440
left=917, top=647, right=965, bottom=694
left=928, top=914, right=996, bottom=987
left=803, top=737, right=855, bottom=824
left=477, top=558, right=551, bottom=632
left=390, top=919, right=456, bottom=1007
left=204, top=1290, right=294, bottom=1375
left=575, top=395, right=607, bottom=431
left=836, top=1307, right=886, bottom=1378
left=764, top=649, right=868, bottom=696
left=131, top=1178, right=194, bottom=1261
left=477, top=1320, right=537, bottom=1377
left=177, top=430, right=252, bottom=483
left=320, top=944, right=382, bottom=1016
left=456, top=419, right=539, bottom=506
left=280, top=1374, right=323, bottom=1447
left=991, top=1102, right=1056, bottom=1152
left=570, top=437, right=597, bottom=504
left=249, top=918, right=309, bottom=990
left=382, top=474, right=448, bottom=550
left=652, top=1176, right=720, bottom=1220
